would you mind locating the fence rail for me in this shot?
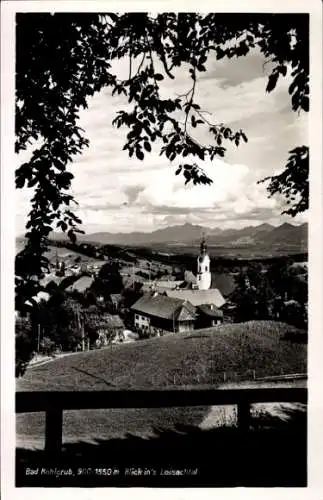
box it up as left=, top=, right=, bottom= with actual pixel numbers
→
left=16, top=387, right=307, bottom=455
left=256, top=373, right=307, bottom=382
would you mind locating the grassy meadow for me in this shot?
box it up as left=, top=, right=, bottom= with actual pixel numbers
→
left=16, top=321, right=307, bottom=449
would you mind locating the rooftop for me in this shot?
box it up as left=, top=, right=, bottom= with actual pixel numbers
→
left=131, top=294, right=196, bottom=321
left=166, top=288, right=226, bottom=308
left=141, top=280, right=184, bottom=294
left=197, top=304, right=224, bottom=318
left=66, top=276, right=94, bottom=293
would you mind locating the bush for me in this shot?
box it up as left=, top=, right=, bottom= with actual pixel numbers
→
left=39, top=336, right=56, bottom=357
left=281, top=301, right=306, bottom=329
left=15, top=318, right=34, bottom=377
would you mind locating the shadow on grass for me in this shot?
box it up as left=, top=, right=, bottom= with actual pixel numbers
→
left=183, top=335, right=211, bottom=340
left=16, top=406, right=306, bottom=488
left=282, top=331, right=308, bottom=344
left=71, top=367, right=116, bottom=388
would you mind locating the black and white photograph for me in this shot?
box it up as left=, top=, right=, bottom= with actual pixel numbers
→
left=1, top=0, right=323, bottom=495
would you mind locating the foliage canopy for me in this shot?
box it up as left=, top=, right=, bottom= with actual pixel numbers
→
left=15, top=13, right=309, bottom=306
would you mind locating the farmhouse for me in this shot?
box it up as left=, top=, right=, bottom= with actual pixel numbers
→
left=109, top=293, right=123, bottom=312
left=94, top=314, right=125, bottom=346
left=131, top=294, right=196, bottom=334
left=196, top=304, right=224, bottom=328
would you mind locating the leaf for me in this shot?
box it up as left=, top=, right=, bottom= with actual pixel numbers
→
left=302, top=96, right=309, bottom=112
left=67, top=230, right=76, bottom=244
left=144, top=141, right=151, bottom=152
left=266, top=72, right=279, bottom=93
left=136, top=149, right=144, bottom=161
left=27, top=178, right=38, bottom=188
left=16, top=176, right=26, bottom=189
left=278, top=65, right=287, bottom=77
left=154, top=74, right=164, bottom=81
left=175, top=166, right=182, bottom=175
left=241, top=132, right=248, bottom=143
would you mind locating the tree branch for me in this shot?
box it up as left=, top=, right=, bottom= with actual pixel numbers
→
left=183, top=69, right=196, bottom=140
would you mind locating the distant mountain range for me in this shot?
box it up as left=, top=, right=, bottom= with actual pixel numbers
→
left=38, top=221, right=307, bottom=252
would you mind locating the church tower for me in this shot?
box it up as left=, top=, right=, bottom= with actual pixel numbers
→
left=197, top=236, right=211, bottom=290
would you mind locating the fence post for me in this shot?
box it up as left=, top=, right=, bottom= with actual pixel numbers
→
left=45, top=409, right=63, bottom=455
left=237, top=402, right=251, bottom=432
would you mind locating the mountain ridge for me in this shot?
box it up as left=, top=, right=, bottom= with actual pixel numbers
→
left=17, top=222, right=308, bottom=251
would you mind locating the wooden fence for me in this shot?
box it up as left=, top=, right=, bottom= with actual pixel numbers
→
left=16, top=387, right=307, bottom=455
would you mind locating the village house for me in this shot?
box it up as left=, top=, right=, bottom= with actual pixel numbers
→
left=131, top=294, right=196, bottom=335
left=109, top=293, right=123, bottom=313
left=195, top=303, right=224, bottom=328
left=95, top=314, right=125, bottom=346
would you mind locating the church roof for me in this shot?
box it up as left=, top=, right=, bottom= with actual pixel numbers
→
left=166, top=288, right=226, bottom=308
left=184, top=270, right=197, bottom=285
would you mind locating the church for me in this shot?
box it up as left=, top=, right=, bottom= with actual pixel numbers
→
left=196, top=237, right=212, bottom=290
left=166, top=237, right=226, bottom=309
left=131, top=238, right=226, bottom=334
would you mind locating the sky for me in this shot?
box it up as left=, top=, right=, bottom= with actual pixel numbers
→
left=15, top=45, right=308, bottom=236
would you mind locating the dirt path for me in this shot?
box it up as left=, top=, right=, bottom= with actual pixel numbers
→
left=199, top=379, right=306, bottom=430
left=28, top=350, right=85, bottom=369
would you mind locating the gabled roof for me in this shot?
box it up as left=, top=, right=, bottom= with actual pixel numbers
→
left=197, top=304, right=224, bottom=318
left=25, top=291, right=50, bottom=307
left=184, top=270, right=197, bottom=285
left=110, top=293, right=122, bottom=304
left=106, top=315, right=124, bottom=328
left=155, top=280, right=184, bottom=290
left=122, top=275, right=145, bottom=288
left=66, top=276, right=94, bottom=293
left=93, top=314, right=124, bottom=329
left=131, top=294, right=196, bottom=321
left=141, top=280, right=184, bottom=293
left=166, top=288, right=226, bottom=308
left=40, top=274, right=64, bottom=287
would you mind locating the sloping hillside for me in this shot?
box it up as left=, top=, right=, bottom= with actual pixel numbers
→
left=16, top=321, right=307, bottom=455
left=17, top=321, right=307, bottom=392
